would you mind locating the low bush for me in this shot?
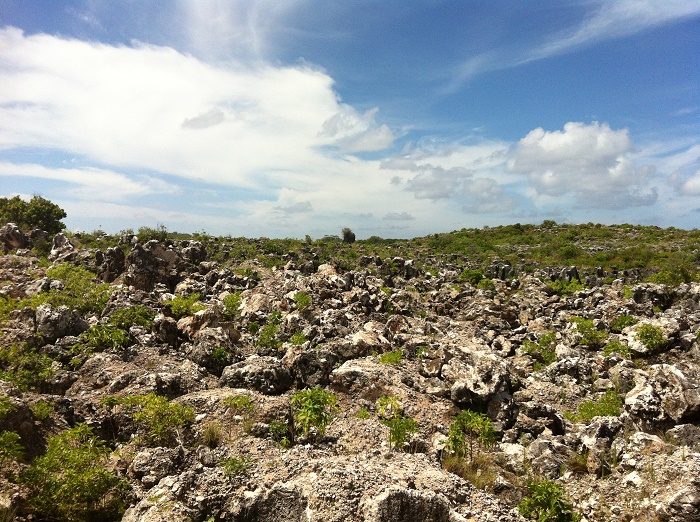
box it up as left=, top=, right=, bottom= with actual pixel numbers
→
left=547, top=279, right=583, bottom=296
left=603, top=340, right=631, bottom=358
left=0, top=430, right=24, bottom=469
left=109, top=305, right=155, bottom=330
left=103, top=393, right=194, bottom=447
left=570, top=317, right=608, bottom=348
left=571, top=389, right=623, bottom=423
left=635, top=323, right=667, bottom=352
left=221, top=292, right=242, bottom=320
left=291, top=387, right=338, bottom=436
left=610, top=314, right=637, bottom=333
left=0, top=343, right=54, bottom=391
left=21, top=424, right=127, bottom=522
left=457, top=268, right=484, bottom=286
left=445, top=410, right=495, bottom=461
left=381, top=414, right=418, bottom=451
left=518, top=479, right=580, bottom=522
left=379, top=348, right=403, bottom=365
left=221, top=456, right=251, bottom=478
left=293, top=291, right=312, bottom=312
left=167, top=293, right=205, bottom=319
left=523, top=332, right=557, bottom=369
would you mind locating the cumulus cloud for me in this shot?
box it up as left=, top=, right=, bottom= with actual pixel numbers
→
left=273, top=201, right=313, bottom=214
left=181, top=108, right=225, bottom=129
left=383, top=212, right=414, bottom=221
left=508, top=122, right=657, bottom=208
left=319, top=106, right=395, bottom=152
left=0, top=26, right=388, bottom=191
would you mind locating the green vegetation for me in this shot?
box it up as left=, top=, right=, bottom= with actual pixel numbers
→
left=103, top=393, right=194, bottom=446
left=293, top=291, right=312, bottom=312
left=0, top=430, right=24, bottom=469
left=376, top=396, right=417, bottom=451
left=21, top=424, right=127, bottom=522
left=381, top=414, right=418, bottom=451
left=445, top=410, right=495, bottom=461
left=256, top=311, right=282, bottom=349
left=0, top=194, right=66, bottom=235
left=167, top=293, right=205, bottom=319
left=518, top=479, right=581, bottom=522
left=635, top=323, right=667, bottom=352
left=223, top=394, right=254, bottom=414
left=570, top=317, right=608, bottom=348
left=291, top=387, right=339, bottom=436
left=221, top=292, right=242, bottom=320
left=109, top=305, right=155, bottom=330
left=568, top=389, right=623, bottom=423
left=610, top=314, right=637, bottom=333
left=30, top=399, right=54, bottom=422
left=0, top=343, right=54, bottom=391
left=603, top=340, right=631, bottom=358
left=0, top=395, right=14, bottom=419
left=523, top=332, right=557, bottom=369
left=457, top=268, right=484, bottom=286
left=221, top=456, right=252, bottom=478
left=289, top=331, right=307, bottom=345
left=547, top=279, right=584, bottom=296
left=379, top=348, right=403, bottom=365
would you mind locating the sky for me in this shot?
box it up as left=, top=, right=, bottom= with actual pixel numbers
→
left=0, top=1, right=699, bottom=239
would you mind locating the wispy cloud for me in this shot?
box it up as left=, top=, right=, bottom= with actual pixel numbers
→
left=449, top=0, right=700, bottom=88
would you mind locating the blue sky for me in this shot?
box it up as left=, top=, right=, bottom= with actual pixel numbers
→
left=1, top=1, right=699, bottom=238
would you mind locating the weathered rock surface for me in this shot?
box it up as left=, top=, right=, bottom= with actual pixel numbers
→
left=1, top=234, right=700, bottom=522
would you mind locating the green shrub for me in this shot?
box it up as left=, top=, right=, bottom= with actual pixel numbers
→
left=0, top=430, right=24, bottom=468
left=0, top=343, right=54, bottom=391
left=109, top=305, right=155, bottom=330
left=0, top=395, right=15, bottom=419
left=291, top=387, right=339, bottom=436
left=610, top=314, right=637, bottom=333
left=256, top=311, right=282, bottom=349
left=269, top=420, right=293, bottom=448
left=635, top=323, right=667, bottom=352
left=104, top=393, right=194, bottom=446
left=477, top=278, right=495, bottom=291
left=289, top=331, right=307, bottom=345
left=30, top=400, right=54, bottom=422
left=137, top=224, right=168, bottom=243
left=445, top=410, right=495, bottom=461
left=167, top=293, right=205, bottom=319
left=356, top=406, right=371, bottom=419
left=518, top=479, right=580, bottom=522
left=221, top=292, right=242, bottom=320
left=547, top=279, right=583, bottom=296
left=573, top=389, right=623, bottom=423
left=76, top=324, right=131, bottom=351
left=221, top=456, right=251, bottom=477
left=379, top=348, right=403, bottom=365
left=45, top=263, right=111, bottom=314
left=523, top=332, right=557, bottom=368
left=457, top=268, right=484, bottom=286
left=223, top=394, right=254, bottom=414
left=570, top=317, right=608, bottom=348
left=247, top=321, right=260, bottom=334
left=293, top=291, right=312, bottom=312
left=21, top=424, right=127, bottom=522
left=603, top=340, right=630, bottom=358
left=381, top=414, right=418, bottom=451
left=376, top=396, right=401, bottom=419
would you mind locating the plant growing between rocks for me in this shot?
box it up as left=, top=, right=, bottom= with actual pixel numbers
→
left=20, top=424, right=127, bottom=522
left=291, top=386, right=338, bottom=437
left=518, top=479, right=581, bottom=522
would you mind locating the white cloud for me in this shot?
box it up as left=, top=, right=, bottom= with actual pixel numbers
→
left=508, top=122, right=657, bottom=208
left=0, top=162, right=180, bottom=201
left=0, top=27, right=358, bottom=191
left=450, top=0, right=700, bottom=87
left=384, top=212, right=414, bottom=221
left=319, top=106, right=395, bottom=152
left=273, top=201, right=313, bottom=214
left=529, top=0, right=700, bottom=62
left=182, top=108, right=225, bottom=129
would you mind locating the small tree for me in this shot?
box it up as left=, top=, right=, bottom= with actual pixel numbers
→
left=341, top=227, right=356, bottom=243
left=0, top=195, right=66, bottom=234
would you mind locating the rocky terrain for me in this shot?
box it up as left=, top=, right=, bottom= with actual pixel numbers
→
left=0, top=222, right=699, bottom=521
